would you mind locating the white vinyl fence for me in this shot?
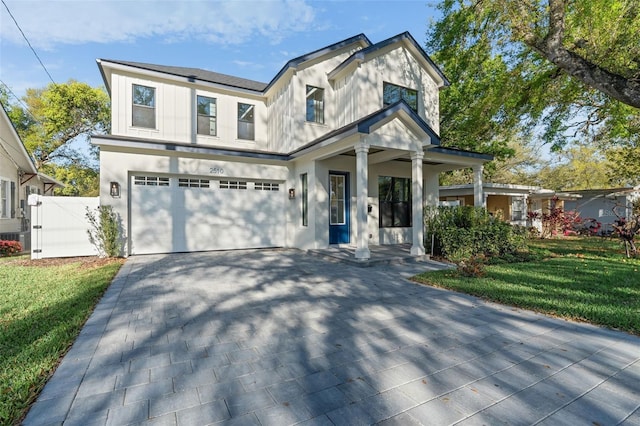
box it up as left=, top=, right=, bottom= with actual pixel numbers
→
left=30, top=195, right=99, bottom=259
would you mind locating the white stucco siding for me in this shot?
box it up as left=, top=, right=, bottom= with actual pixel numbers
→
left=109, top=72, right=268, bottom=150
left=99, top=149, right=288, bottom=255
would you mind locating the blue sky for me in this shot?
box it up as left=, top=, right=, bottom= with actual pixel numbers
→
left=1, top=0, right=440, bottom=100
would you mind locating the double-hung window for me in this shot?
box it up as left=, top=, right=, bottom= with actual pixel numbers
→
left=237, top=103, right=255, bottom=140
left=197, top=96, right=217, bottom=136
left=383, top=82, right=418, bottom=113
left=0, top=179, right=14, bottom=219
left=379, top=176, right=412, bottom=227
left=306, top=85, right=324, bottom=124
left=132, top=84, right=156, bottom=128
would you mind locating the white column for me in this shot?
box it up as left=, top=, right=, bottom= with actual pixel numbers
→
left=355, top=142, right=370, bottom=260
left=473, top=164, right=485, bottom=207
left=411, top=151, right=425, bottom=256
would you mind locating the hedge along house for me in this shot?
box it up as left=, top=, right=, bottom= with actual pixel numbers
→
left=93, top=32, right=492, bottom=259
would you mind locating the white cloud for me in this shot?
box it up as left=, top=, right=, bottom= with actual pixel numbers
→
left=0, top=0, right=317, bottom=49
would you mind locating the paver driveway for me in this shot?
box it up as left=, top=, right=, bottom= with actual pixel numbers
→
left=24, top=249, right=640, bottom=425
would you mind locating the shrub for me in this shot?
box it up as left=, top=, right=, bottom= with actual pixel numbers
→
left=0, top=240, right=22, bottom=257
left=86, top=205, right=122, bottom=257
left=425, top=205, right=528, bottom=267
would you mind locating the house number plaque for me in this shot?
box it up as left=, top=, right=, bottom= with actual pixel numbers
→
left=209, top=167, right=225, bottom=175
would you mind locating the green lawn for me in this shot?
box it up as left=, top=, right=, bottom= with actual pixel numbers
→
left=0, top=256, right=123, bottom=425
left=413, top=237, right=640, bottom=335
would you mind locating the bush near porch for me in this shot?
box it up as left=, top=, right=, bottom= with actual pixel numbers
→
left=424, top=205, right=528, bottom=264
left=413, top=237, right=640, bottom=335
left=0, top=256, right=124, bottom=425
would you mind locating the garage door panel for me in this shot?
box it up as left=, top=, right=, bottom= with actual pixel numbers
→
left=131, top=176, right=284, bottom=254
left=131, top=182, right=174, bottom=255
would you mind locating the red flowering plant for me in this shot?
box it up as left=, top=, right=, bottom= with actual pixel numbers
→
left=0, top=240, right=22, bottom=257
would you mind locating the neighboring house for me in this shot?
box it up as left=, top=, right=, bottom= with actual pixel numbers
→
left=564, top=187, right=640, bottom=234
left=0, top=102, right=63, bottom=249
left=439, top=183, right=580, bottom=228
left=94, top=32, right=492, bottom=259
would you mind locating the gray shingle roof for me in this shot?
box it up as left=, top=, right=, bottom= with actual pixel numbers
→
left=102, top=60, right=268, bottom=92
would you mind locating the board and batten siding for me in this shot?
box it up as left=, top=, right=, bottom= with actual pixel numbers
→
left=109, top=73, right=269, bottom=150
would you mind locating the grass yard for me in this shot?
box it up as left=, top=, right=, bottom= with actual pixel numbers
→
left=0, top=256, right=124, bottom=425
left=413, top=237, right=640, bottom=335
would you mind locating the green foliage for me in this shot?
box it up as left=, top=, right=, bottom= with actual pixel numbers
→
left=412, top=237, right=640, bottom=335
left=606, top=143, right=640, bottom=186
left=425, top=206, right=527, bottom=265
left=427, top=0, right=640, bottom=165
left=42, top=163, right=99, bottom=196
left=86, top=205, right=122, bottom=257
left=0, top=241, right=22, bottom=257
left=0, top=258, right=123, bottom=425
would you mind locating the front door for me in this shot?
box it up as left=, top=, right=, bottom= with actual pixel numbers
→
left=329, top=172, right=350, bottom=244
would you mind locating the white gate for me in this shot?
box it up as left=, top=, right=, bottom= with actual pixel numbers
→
left=30, top=195, right=99, bottom=259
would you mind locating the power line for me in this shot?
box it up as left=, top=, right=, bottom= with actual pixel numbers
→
left=0, top=78, right=38, bottom=122
left=1, top=0, right=57, bottom=86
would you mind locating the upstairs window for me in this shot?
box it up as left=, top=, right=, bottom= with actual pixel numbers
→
left=383, top=82, right=418, bottom=113
left=379, top=176, right=412, bottom=228
left=237, top=103, right=255, bottom=140
left=132, top=84, right=156, bottom=128
left=197, top=96, right=217, bottom=136
left=306, top=85, right=324, bottom=124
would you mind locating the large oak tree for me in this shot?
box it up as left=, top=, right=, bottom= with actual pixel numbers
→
left=427, top=0, right=640, bottom=184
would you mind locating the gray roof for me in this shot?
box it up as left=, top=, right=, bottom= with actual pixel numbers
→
left=102, top=60, right=268, bottom=92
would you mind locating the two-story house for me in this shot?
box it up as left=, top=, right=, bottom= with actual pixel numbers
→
left=93, top=32, right=492, bottom=259
left=0, top=102, right=63, bottom=250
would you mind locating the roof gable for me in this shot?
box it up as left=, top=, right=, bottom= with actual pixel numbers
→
left=0, top=101, right=38, bottom=173
left=328, top=32, right=449, bottom=88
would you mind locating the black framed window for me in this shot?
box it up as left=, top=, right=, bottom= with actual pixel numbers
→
left=383, top=82, right=418, bottom=113
left=197, top=96, right=217, bottom=136
left=237, top=103, right=255, bottom=140
left=132, top=84, right=156, bottom=128
left=301, top=173, right=308, bottom=226
left=379, top=176, right=412, bottom=227
left=306, top=85, right=324, bottom=124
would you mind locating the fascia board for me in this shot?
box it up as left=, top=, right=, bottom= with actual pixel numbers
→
left=99, top=60, right=266, bottom=99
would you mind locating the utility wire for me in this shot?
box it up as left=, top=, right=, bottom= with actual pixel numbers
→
left=1, top=0, right=57, bottom=86
left=0, top=78, right=39, bottom=123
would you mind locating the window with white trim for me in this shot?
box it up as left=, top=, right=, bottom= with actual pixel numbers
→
left=179, top=178, right=210, bottom=188
left=301, top=173, right=308, bottom=227
left=197, top=96, right=217, bottom=136
left=254, top=182, right=280, bottom=191
left=237, top=103, right=255, bottom=140
left=220, top=181, right=247, bottom=190
left=132, top=84, right=156, bottom=128
left=0, top=179, right=9, bottom=218
left=306, top=85, right=324, bottom=124
left=134, top=176, right=170, bottom=186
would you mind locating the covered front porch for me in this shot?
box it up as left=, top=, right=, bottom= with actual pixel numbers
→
left=289, top=101, right=492, bottom=261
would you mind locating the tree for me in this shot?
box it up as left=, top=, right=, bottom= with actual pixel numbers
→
left=427, top=0, right=640, bottom=156
left=4, top=81, right=110, bottom=195
left=605, top=144, right=640, bottom=186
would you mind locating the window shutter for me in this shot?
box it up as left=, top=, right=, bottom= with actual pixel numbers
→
left=10, top=181, right=16, bottom=218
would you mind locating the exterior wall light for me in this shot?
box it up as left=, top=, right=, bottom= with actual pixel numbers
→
left=110, top=181, right=121, bottom=197
left=288, top=188, right=295, bottom=199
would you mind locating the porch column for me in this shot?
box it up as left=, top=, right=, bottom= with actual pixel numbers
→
left=473, top=164, right=485, bottom=207
left=411, top=151, right=425, bottom=256
left=355, top=142, right=370, bottom=260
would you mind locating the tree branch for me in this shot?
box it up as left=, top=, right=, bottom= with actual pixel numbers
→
left=523, top=0, right=640, bottom=108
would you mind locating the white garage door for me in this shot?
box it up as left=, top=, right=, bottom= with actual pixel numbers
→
left=130, top=175, right=285, bottom=255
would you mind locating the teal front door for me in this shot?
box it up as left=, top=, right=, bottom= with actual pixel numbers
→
left=329, top=172, right=350, bottom=244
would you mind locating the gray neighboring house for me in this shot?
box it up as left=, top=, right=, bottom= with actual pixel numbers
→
left=564, top=187, right=640, bottom=234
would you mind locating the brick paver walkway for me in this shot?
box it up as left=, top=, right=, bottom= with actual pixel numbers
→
left=23, top=249, right=640, bottom=425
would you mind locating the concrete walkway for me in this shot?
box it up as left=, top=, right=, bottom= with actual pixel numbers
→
left=24, top=249, right=640, bottom=425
